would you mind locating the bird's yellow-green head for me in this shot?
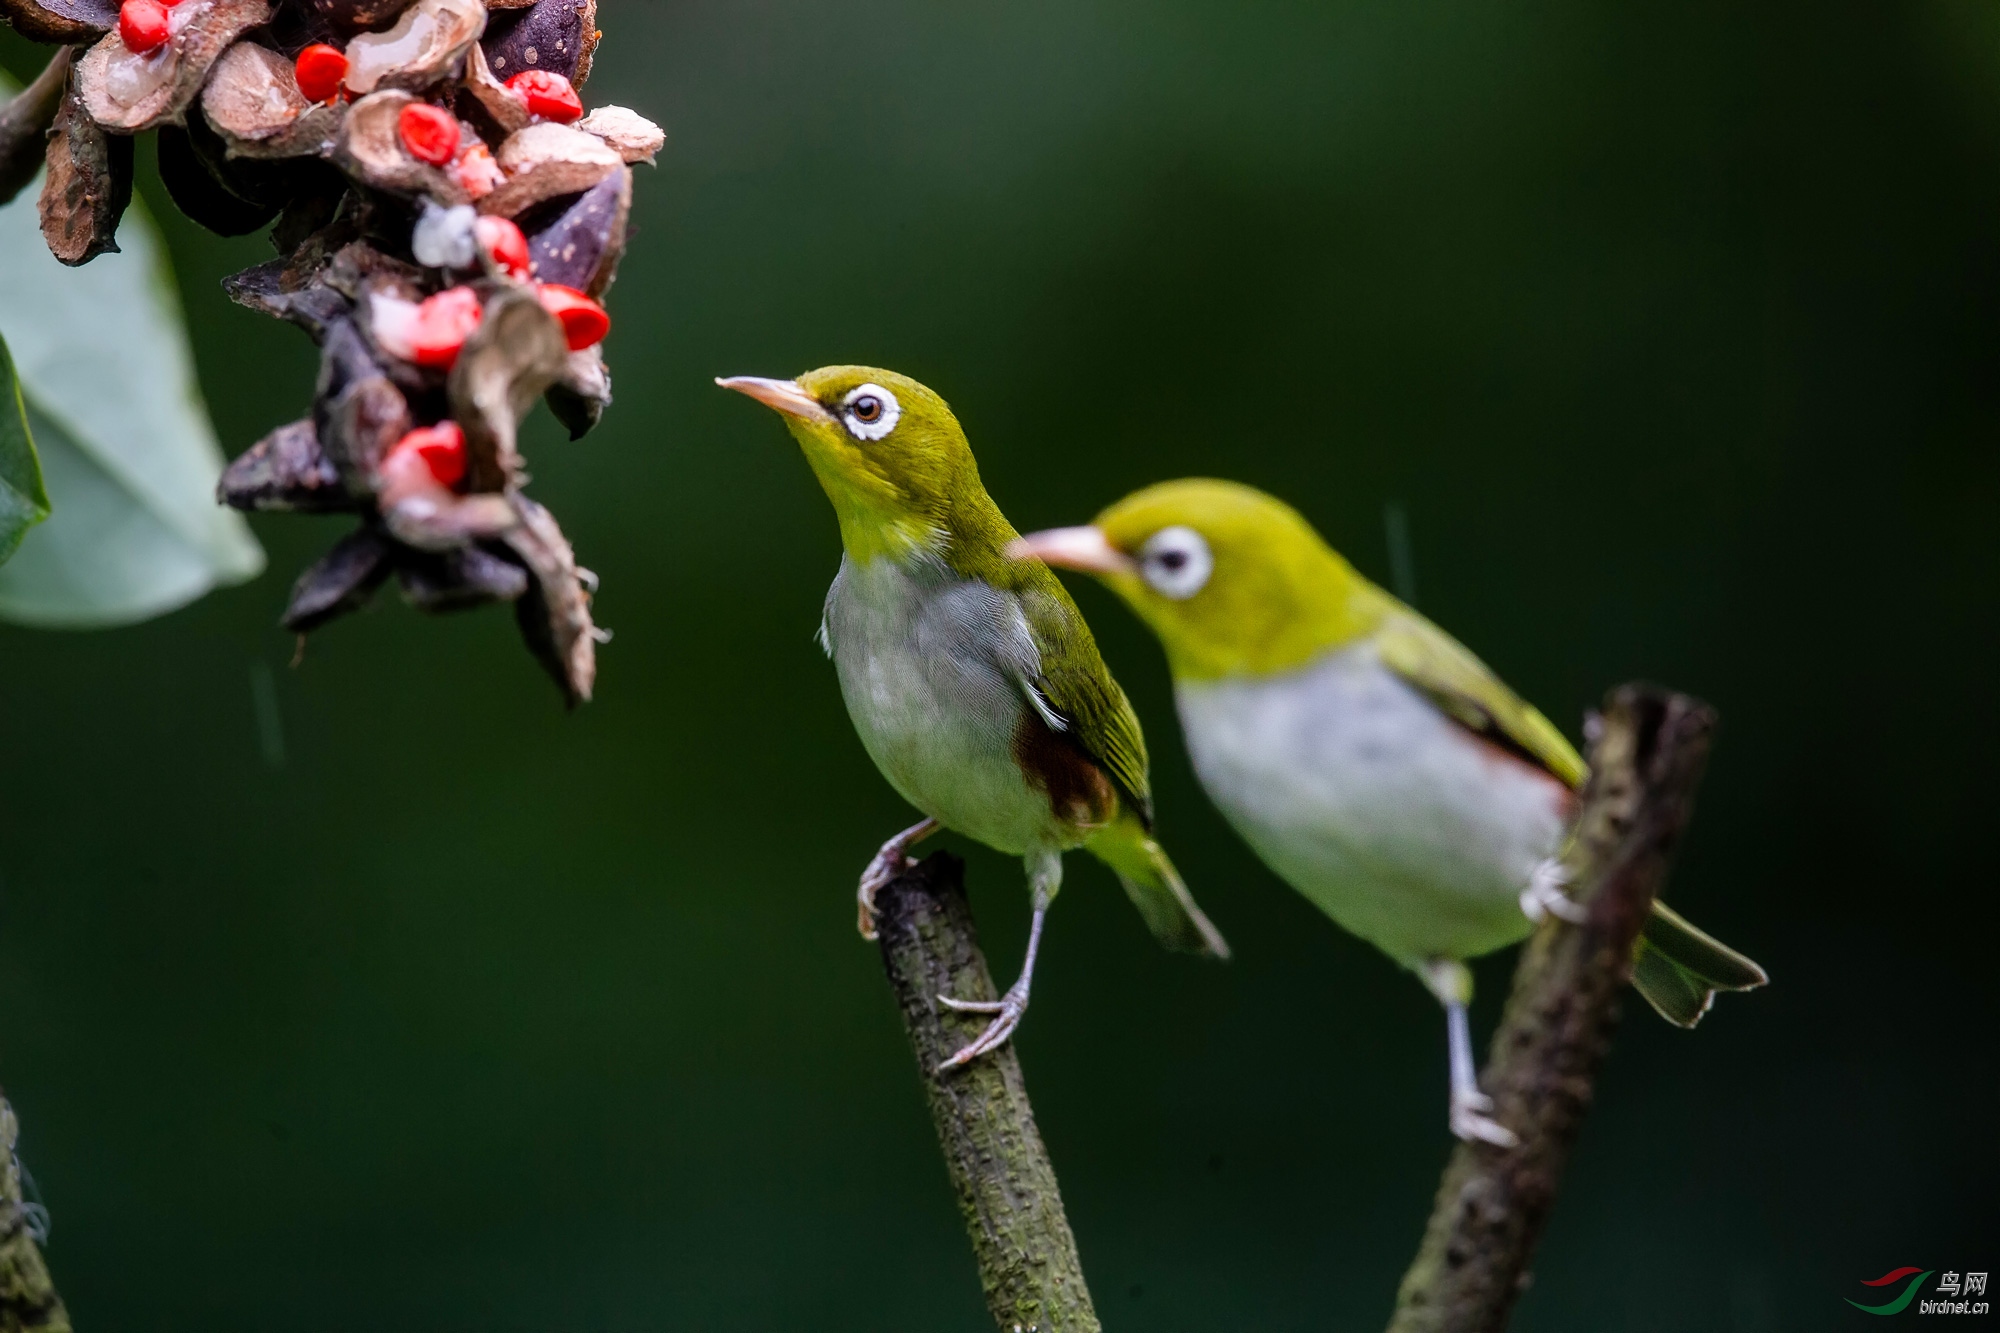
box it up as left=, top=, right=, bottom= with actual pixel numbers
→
left=1012, top=479, right=1390, bottom=681
left=717, top=366, right=1002, bottom=563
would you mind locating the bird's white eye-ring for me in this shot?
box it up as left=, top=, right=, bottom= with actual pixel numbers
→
left=840, top=384, right=901, bottom=441
left=1139, top=526, right=1213, bottom=600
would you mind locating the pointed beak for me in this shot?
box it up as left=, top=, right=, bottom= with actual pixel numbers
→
left=715, top=375, right=835, bottom=423
left=1006, top=526, right=1137, bottom=576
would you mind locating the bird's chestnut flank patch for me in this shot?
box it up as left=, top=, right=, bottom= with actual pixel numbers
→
left=475, top=216, right=531, bottom=279
left=293, top=43, right=347, bottom=104
left=16, top=0, right=663, bottom=703
left=535, top=284, right=609, bottom=351
left=505, top=69, right=582, bottom=123
left=397, top=102, right=461, bottom=166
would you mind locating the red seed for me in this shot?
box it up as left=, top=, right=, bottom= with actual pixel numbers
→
left=398, top=103, right=462, bottom=167
left=293, top=44, right=348, bottom=104
left=118, top=0, right=171, bottom=53
left=475, top=216, right=531, bottom=280
left=407, top=287, right=485, bottom=369
left=504, top=70, right=584, bottom=124
left=386, top=422, right=468, bottom=488
left=536, top=284, right=610, bottom=351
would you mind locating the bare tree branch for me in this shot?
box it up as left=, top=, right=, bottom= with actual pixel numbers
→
left=875, top=853, right=1101, bottom=1333
left=1387, top=685, right=1719, bottom=1333
left=1, top=1092, right=70, bottom=1333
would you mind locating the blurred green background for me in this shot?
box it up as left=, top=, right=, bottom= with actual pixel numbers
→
left=4, top=0, right=1998, bottom=1327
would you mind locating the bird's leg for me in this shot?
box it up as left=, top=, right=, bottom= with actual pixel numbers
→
left=856, top=817, right=941, bottom=941
left=1519, top=856, right=1586, bottom=925
left=1419, top=959, right=1520, bottom=1148
left=936, top=852, right=1059, bottom=1071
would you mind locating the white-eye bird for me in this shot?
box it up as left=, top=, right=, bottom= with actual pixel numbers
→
left=1014, top=479, right=1766, bottom=1144
left=717, top=369, right=1229, bottom=1068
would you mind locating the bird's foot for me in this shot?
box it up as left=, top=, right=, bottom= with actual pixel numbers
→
left=1520, top=858, right=1586, bottom=925
left=855, top=854, right=908, bottom=942
left=1449, top=1087, right=1520, bottom=1148
left=856, top=819, right=940, bottom=941
left=936, top=983, right=1030, bottom=1071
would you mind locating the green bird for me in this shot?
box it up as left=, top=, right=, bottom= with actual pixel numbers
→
left=717, top=369, right=1229, bottom=1068
left=1014, top=479, right=1766, bottom=1144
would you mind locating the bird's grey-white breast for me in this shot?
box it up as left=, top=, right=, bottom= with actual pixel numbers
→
left=1174, top=641, right=1568, bottom=963
left=822, top=552, right=1068, bottom=854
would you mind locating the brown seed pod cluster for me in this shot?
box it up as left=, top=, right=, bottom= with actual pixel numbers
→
left=1, top=0, right=663, bottom=703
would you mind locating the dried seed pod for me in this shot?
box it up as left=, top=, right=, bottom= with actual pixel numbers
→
left=525, top=164, right=628, bottom=297
left=397, top=543, right=529, bottom=613
left=156, top=123, right=281, bottom=235
left=39, top=75, right=133, bottom=266
left=0, top=0, right=116, bottom=44
left=224, top=257, right=354, bottom=337
left=481, top=0, right=597, bottom=88
left=332, top=89, right=468, bottom=203
left=545, top=344, right=609, bottom=440
left=476, top=120, right=618, bottom=218
left=1, top=48, right=72, bottom=207
left=75, top=0, right=272, bottom=132
left=281, top=523, right=395, bottom=632
left=575, top=105, right=662, bottom=166
left=381, top=488, right=516, bottom=551
left=315, top=317, right=414, bottom=488
left=341, top=0, right=485, bottom=96
left=319, top=238, right=427, bottom=303
left=201, top=40, right=345, bottom=159
left=218, top=418, right=352, bottom=512
left=501, top=493, right=595, bottom=704
left=447, top=284, right=568, bottom=491
left=456, top=38, right=529, bottom=140
left=307, top=0, right=414, bottom=32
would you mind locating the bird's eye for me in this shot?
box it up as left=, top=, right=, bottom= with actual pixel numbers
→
left=839, top=383, right=901, bottom=441
left=1139, top=526, right=1212, bottom=600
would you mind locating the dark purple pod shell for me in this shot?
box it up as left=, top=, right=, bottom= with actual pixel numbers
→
left=157, top=124, right=281, bottom=238
left=0, top=0, right=116, bottom=43
left=482, top=0, right=598, bottom=87
left=398, top=544, right=531, bottom=613
left=219, top=418, right=352, bottom=512
left=314, top=318, right=415, bottom=488
left=526, top=166, right=628, bottom=298
left=282, top=525, right=395, bottom=632
left=224, top=258, right=354, bottom=340
left=307, top=0, right=416, bottom=34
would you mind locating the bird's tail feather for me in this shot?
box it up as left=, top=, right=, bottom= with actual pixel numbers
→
left=1632, top=901, right=1768, bottom=1028
left=1087, top=816, right=1231, bottom=960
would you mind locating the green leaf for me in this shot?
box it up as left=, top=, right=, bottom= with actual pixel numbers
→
left=0, top=332, right=50, bottom=567
left=0, top=71, right=264, bottom=628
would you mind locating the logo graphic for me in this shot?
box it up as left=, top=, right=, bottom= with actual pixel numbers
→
left=1847, top=1268, right=1990, bottom=1317
left=1848, top=1268, right=1933, bottom=1315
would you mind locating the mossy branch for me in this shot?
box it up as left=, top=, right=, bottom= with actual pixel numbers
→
left=875, top=853, right=1100, bottom=1333
left=1, top=1092, right=70, bottom=1333
left=1386, top=684, right=1719, bottom=1333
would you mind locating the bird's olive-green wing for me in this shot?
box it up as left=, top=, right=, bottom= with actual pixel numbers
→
left=1375, top=612, right=1587, bottom=790
left=1013, top=576, right=1155, bottom=825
